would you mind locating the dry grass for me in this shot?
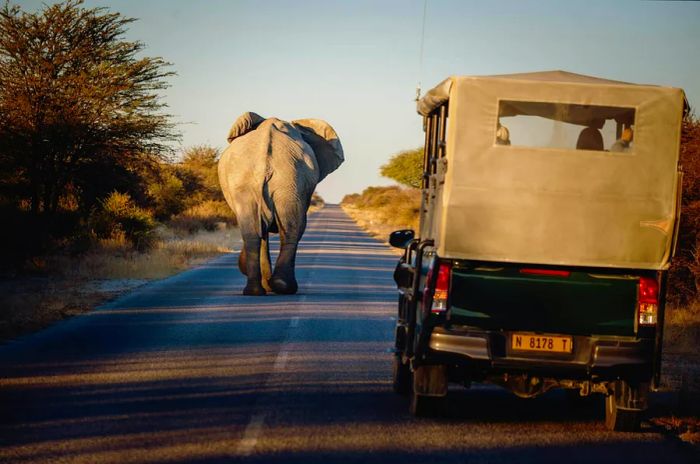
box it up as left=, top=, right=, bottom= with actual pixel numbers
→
left=650, top=416, right=700, bottom=446
left=0, top=203, right=326, bottom=342
left=60, top=226, right=240, bottom=280
left=0, top=226, right=241, bottom=342
left=664, top=302, right=700, bottom=355
left=341, top=186, right=419, bottom=246
left=660, top=301, right=700, bottom=431
left=169, top=200, right=237, bottom=234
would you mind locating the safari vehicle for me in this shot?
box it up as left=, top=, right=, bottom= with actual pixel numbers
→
left=390, top=71, right=687, bottom=431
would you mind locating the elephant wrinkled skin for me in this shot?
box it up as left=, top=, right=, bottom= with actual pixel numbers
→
left=218, top=112, right=344, bottom=295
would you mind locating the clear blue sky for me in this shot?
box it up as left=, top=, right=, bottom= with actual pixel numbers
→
left=18, top=0, right=700, bottom=202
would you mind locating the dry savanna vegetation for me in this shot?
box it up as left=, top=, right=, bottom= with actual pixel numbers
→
left=0, top=2, right=248, bottom=341
left=342, top=186, right=420, bottom=247
left=340, top=148, right=422, bottom=247
left=0, top=143, right=244, bottom=341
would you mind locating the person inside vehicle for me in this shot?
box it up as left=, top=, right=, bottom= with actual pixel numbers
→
left=611, top=127, right=633, bottom=152
left=576, top=126, right=604, bottom=151
left=496, top=123, right=511, bottom=145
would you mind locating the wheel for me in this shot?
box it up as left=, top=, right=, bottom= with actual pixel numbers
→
left=604, top=381, right=648, bottom=432
left=605, top=394, right=641, bottom=431
left=392, top=355, right=411, bottom=395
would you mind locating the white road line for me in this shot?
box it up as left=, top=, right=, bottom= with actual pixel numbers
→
left=236, top=412, right=266, bottom=456
left=273, top=350, right=288, bottom=371
left=289, top=316, right=300, bottom=328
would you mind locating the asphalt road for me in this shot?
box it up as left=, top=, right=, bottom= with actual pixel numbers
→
left=0, top=205, right=695, bottom=463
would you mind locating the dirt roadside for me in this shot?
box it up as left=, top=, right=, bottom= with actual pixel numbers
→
left=0, top=203, right=324, bottom=344
left=0, top=226, right=241, bottom=343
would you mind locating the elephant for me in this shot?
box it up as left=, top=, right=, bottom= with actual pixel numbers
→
left=218, top=112, right=344, bottom=295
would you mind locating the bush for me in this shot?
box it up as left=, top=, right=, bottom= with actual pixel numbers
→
left=147, top=167, right=187, bottom=220
left=179, top=145, right=223, bottom=203
left=341, top=186, right=420, bottom=232
left=310, top=192, right=325, bottom=209
left=669, top=115, right=700, bottom=305
left=146, top=145, right=224, bottom=221
left=169, top=200, right=236, bottom=234
left=91, top=192, right=157, bottom=251
left=0, top=206, right=46, bottom=269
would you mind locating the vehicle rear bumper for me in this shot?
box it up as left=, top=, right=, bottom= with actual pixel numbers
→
left=427, top=325, right=652, bottom=381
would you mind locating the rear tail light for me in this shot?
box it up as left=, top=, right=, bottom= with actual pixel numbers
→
left=637, top=277, right=659, bottom=326
left=425, top=261, right=452, bottom=314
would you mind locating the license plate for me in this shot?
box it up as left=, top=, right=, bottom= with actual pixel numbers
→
left=511, top=333, right=573, bottom=353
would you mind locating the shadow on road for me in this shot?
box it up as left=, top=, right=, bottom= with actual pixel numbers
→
left=0, top=206, right=694, bottom=463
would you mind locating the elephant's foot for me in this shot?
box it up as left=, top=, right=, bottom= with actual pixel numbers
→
left=270, top=276, right=298, bottom=295
left=243, top=281, right=266, bottom=296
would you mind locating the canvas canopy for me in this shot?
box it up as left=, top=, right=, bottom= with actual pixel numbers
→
left=417, top=71, right=686, bottom=270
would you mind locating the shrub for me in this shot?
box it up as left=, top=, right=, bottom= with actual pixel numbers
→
left=146, top=145, right=225, bottom=221
left=310, top=192, right=325, bottom=209
left=341, top=186, right=420, bottom=232
left=179, top=145, right=223, bottom=202
left=147, top=166, right=187, bottom=220
left=91, top=191, right=157, bottom=251
left=341, top=193, right=360, bottom=205
left=668, top=114, right=700, bottom=305
left=169, top=200, right=236, bottom=234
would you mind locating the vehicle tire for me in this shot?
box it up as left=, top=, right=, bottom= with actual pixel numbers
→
left=392, top=354, right=411, bottom=395
left=604, top=380, right=648, bottom=432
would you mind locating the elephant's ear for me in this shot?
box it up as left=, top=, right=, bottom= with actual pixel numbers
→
left=291, top=119, right=344, bottom=182
left=227, top=112, right=265, bottom=143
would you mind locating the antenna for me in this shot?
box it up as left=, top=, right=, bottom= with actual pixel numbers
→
left=416, top=0, right=428, bottom=102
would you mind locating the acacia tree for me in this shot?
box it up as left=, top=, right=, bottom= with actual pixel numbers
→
left=0, top=0, right=177, bottom=219
left=380, top=147, right=423, bottom=189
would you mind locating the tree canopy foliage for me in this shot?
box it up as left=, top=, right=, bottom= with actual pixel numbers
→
left=380, top=147, right=423, bottom=189
left=0, top=0, right=177, bottom=217
left=0, top=0, right=178, bottom=261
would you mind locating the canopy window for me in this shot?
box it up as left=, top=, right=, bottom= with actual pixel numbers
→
left=497, top=100, right=636, bottom=152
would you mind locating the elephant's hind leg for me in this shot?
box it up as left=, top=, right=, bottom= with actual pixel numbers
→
left=238, top=248, right=248, bottom=276
left=239, top=218, right=266, bottom=295
left=241, top=235, right=266, bottom=296
left=260, top=233, right=272, bottom=292
left=238, top=232, right=271, bottom=291
left=270, top=242, right=299, bottom=295
left=269, top=206, right=305, bottom=295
